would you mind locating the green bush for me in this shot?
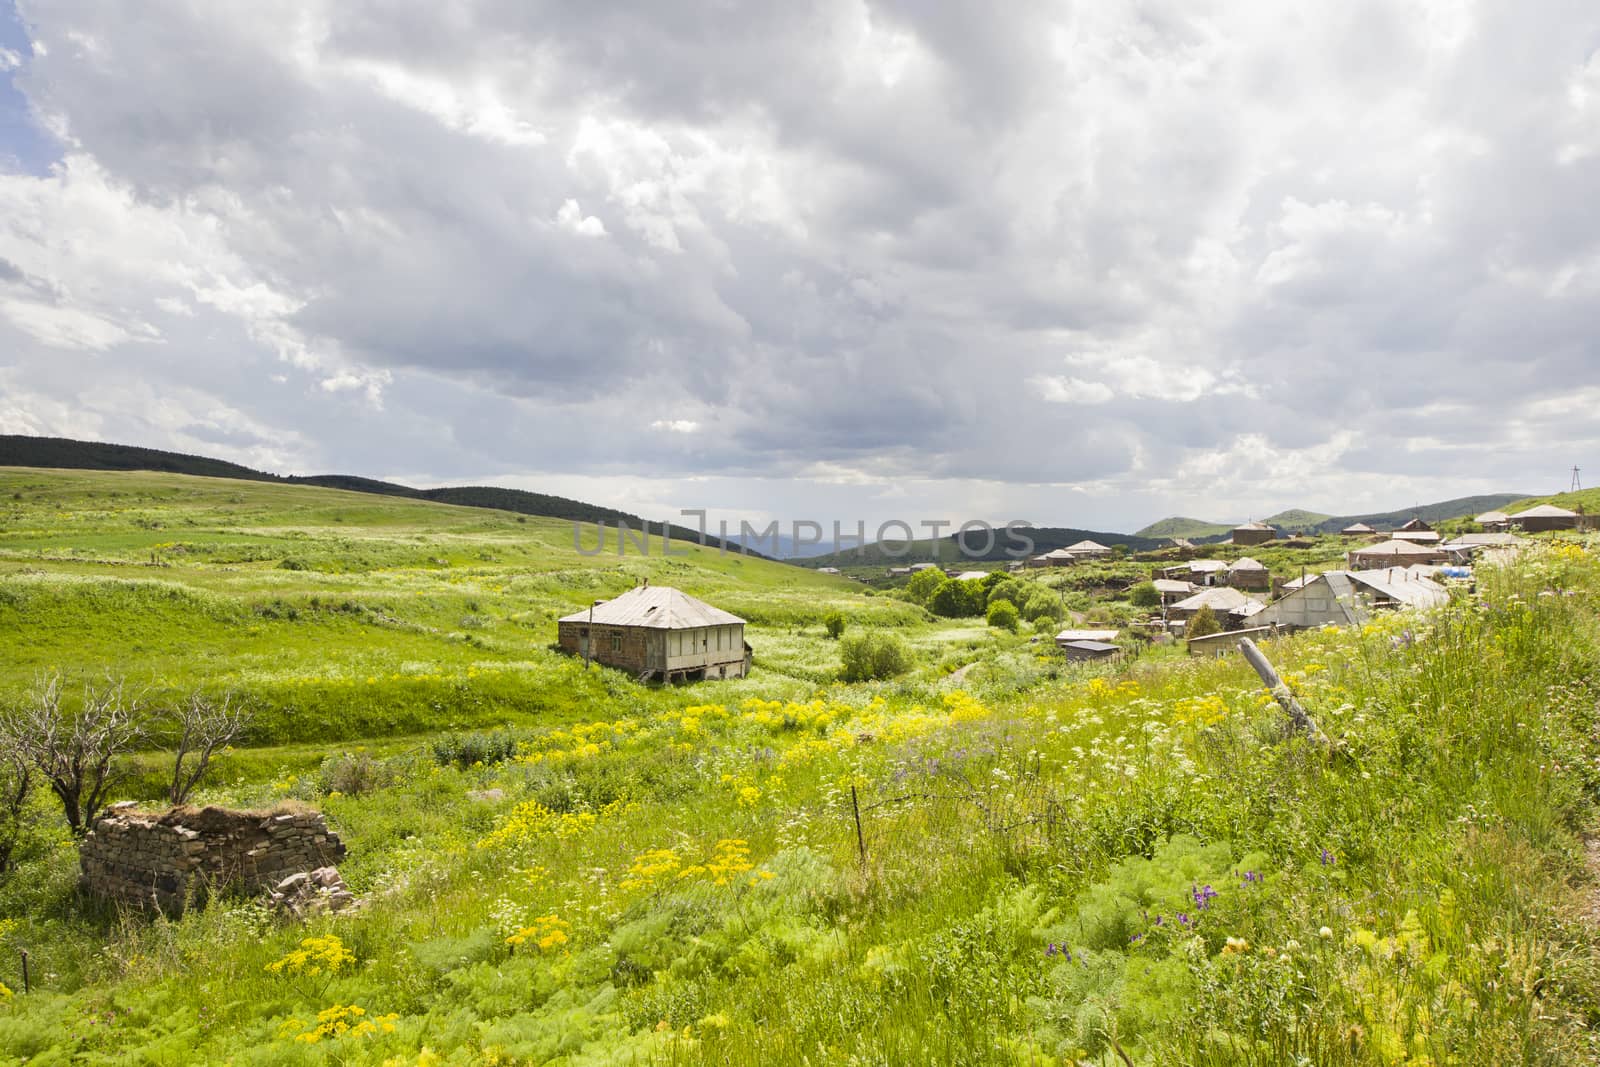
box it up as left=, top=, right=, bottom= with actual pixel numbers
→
left=823, top=610, right=846, bottom=640
left=986, top=600, right=1019, bottom=632
left=1021, top=590, right=1058, bottom=624
left=903, top=569, right=947, bottom=604
left=1129, top=582, right=1160, bottom=609
left=838, top=631, right=913, bottom=682
left=987, top=578, right=1025, bottom=609
left=930, top=579, right=985, bottom=618
left=1186, top=604, right=1222, bottom=638
left=432, top=730, right=520, bottom=769
left=316, top=751, right=396, bottom=795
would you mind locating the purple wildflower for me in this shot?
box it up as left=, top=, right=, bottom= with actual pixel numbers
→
left=1320, top=848, right=1335, bottom=866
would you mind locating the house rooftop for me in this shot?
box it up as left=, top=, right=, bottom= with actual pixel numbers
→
left=1510, top=504, right=1579, bottom=519
left=558, top=586, right=745, bottom=629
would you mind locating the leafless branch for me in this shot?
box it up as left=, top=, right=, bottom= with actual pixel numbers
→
left=167, top=691, right=252, bottom=805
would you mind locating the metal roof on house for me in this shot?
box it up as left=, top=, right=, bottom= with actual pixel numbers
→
left=1188, top=559, right=1229, bottom=572
left=1054, top=628, right=1121, bottom=643
left=1229, top=556, right=1267, bottom=571
left=1233, top=521, right=1274, bottom=530
left=1060, top=640, right=1119, bottom=653
left=1152, top=579, right=1194, bottom=593
left=1345, top=568, right=1450, bottom=608
left=1391, top=530, right=1442, bottom=543
left=1341, top=522, right=1376, bottom=533
left=1350, top=539, right=1442, bottom=558
left=951, top=570, right=989, bottom=581
left=1441, top=532, right=1523, bottom=548
left=558, top=585, right=745, bottom=629
left=1510, top=504, right=1579, bottom=519
left=1063, top=540, right=1111, bottom=552
left=1172, top=586, right=1251, bottom=612
left=1475, top=511, right=1509, bottom=523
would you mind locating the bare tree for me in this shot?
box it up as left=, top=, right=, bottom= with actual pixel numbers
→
left=167, top=691, right=252, bottom=805
left=0, top=711, right=33, bottom=874
left=12, top=674, right=144, bottom=835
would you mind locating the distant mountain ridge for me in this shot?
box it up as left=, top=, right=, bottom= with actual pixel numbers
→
left=0, top=434, right=751, bottom=554
left=800, top=525, right=1162, bottom=568
left=1135, top=493, right=1529, bottom=540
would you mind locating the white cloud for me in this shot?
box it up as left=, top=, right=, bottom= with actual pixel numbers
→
left=650, top=418, right=700, bottom=434
left=555, top=198, right=606, bottom=237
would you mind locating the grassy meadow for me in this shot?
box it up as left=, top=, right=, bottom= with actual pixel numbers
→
left=1, top=468, right=1600, bottom=1064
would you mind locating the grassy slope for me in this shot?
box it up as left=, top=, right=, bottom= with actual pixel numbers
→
left=2, top=473, right=1599, bottom=1064
left=1504, top=487, right=1600, bottom=515
left=0, top=468, right=946, bottom=742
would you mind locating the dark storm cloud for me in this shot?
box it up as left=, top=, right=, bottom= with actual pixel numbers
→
left=2, top=0, right=1598, bottom=528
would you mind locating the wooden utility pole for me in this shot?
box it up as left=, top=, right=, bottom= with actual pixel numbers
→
left=1238, top=637, right=1323, bottom=740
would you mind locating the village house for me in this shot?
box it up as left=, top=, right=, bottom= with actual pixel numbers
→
left=557, top=585, right=751, bottom=682
left=949, top=570, right=989, bottom=582
left=1340, top=522, right=1378, bottom=537
left=817, top=566, right=841, bottom=575
left=1508, top=503, right=1581, bottom=532
left=1252, top=568, right=1448, bottom=631
left=1152, top=578, right=1196, bottom=606
left=1062, top=539, right=1113, bottom=559
left=1226, top=557, right=1271, bottom=591
left=1167, top=586, right=1265, bottom=631
left=1391, top=529, right=1443, bottom=544
left=1475, top=510, right=1511, bottom=531
left=1348, top=539, right=1448, bottom=570
left=1230, top=521, right=1277, bottom=546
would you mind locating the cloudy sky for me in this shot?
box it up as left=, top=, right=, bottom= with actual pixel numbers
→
left=1, top=1, right=1596, bottom=534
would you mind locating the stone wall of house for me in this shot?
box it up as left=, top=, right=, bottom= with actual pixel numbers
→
left=80, top=804, right=347, bottom=913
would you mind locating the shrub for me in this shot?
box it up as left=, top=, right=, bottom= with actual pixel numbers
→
left=433, top=730, right=520, bottom=769
left=987, top=578, right=1025, bottom=609
left=1186, top=604, right=1222, bottom=639
left=839, top=631, right=913, bottom=682
left=1129, top=582, right=1160, bottom=609
left=986, top=600, right=1020, bottom=632
left=317, top=751, right=395, bottom=795
left=930, top=579, right=984, bottom=618
left=903, top=569, right=946, bottom=604
left=823, top=610, right=846, bottom=640
left=1022, top=591, right=1059, bottom=624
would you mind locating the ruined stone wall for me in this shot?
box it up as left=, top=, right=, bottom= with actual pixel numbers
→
left=80, top=804, right=346, bottom=913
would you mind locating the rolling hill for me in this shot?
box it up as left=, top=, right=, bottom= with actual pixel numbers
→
left=0, top=434, right=752, bottom=555
left=1137, top=493, right=1529, bottom=541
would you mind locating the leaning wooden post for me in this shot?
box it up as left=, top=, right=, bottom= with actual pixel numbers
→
left=850, top=784, right=867, bottom=867
left=1238, top=637, right=1324, bottom=741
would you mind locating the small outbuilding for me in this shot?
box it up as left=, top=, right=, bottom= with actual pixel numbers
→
left=1230, top=521, right=1277, bottom=546
left=1059, top=640, right=1121, bottom=663
left=1152, top=578, right=1196, bottom=605
left=558, top=585, right=750, bottom=682
left=1475, top=510, right=1511, bottom=531
left=1227, top=557, right=1271, bottom=591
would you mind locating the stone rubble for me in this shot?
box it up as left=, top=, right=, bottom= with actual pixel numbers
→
left=79, top=803, right=350, bottom=915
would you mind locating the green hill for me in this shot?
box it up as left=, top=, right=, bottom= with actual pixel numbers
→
left=0, top=434, right=750, bottom=554
left=1132, top=516, right=1233, bottom=540
left=1501, top=487, right=1600, bottom=516
left=1261, top=508, right=1332, bottom=530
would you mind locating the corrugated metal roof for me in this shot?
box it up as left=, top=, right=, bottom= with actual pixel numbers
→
left=1172, top=587, right=1251, bottom=612
left=1064, top=540, right=1111, bottom=552
left=1229, top=556, right=1267, bottom=571
left=1475, top=511, right=1509, bottom=522
left=1510, top=504, right=1578, bottom=519
left=1188, top=559, right=1229, bottom=572
left=1234, top=521, right=1274, bottom=530
left=558, top=585, right=745, bottom=628
left=1055, top=628, right=1120, bottom=642
left=1341, top=522, right=1376, bottom=533
left=1152, top=579, right=1194, bottom=593
left=1061, top=640, right=1119, bottom=653
left=952, top=571, right=989, bottom=581
left=1351, top=539, right=1441, bottom=557
left=1346, top=569, right=1449, bottom=607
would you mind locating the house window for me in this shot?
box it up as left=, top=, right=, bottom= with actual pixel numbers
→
left=610, top=632, right=622, bottom=651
